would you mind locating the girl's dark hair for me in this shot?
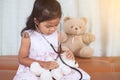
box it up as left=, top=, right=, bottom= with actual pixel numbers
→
left=21, top=0, right=62, bottom=35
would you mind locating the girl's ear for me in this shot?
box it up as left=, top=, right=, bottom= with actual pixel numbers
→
left=34, top=17, right=39, bottom=25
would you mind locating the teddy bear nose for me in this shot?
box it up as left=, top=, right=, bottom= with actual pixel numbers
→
left=75, top=28, right=78, bottom=30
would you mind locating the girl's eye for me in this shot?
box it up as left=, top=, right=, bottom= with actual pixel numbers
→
left=45, top=26, right=51, bottom=28
left=45, top=25, right=57, bottom=28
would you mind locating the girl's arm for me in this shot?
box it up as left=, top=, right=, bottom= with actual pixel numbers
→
left=18, top=32, right=58, bottom=69
left=18, top=32, right=39, bottom=67
left=58, top=32, right=75, bottom=60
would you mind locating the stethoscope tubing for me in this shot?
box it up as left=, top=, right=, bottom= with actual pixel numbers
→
left=35, top=24, right=83, bottom=80
left=50, top=43, right=83, bottom=80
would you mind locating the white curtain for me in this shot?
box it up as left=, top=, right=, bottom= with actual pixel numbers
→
left=0, top=0, right=120, bottom=56
left=0, top=0, right=34, bottom=55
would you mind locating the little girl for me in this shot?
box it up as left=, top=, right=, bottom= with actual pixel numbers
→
left=13, top=0, right=90, bottom=80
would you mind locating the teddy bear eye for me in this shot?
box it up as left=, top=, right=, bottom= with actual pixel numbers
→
left=71, top=26, right=73, bottom=28
left=79, top=26, right=82, bottom=29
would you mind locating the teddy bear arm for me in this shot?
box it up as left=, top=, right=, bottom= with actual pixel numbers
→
left=82, top=32, right=95, bottom=45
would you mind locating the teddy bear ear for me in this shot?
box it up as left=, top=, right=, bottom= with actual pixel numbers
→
left=81, top=17, right=87, bottom=24
left=64, top=17, right=71, bottom=21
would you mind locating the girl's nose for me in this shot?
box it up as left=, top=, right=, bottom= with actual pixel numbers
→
left=50, top=28, right=55, bottom=31
left=50, top=27, right=56, bottom=31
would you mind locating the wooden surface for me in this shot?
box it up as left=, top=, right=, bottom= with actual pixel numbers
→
left=0, top=56, right=120, bottom=80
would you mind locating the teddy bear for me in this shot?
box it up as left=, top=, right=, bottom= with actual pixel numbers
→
left=61, top=17, right=95, bottom=58
left=30, top=52, right=79, bottom=80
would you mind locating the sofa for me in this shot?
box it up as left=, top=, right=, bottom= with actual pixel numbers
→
left=0, top=56, right=120, bottom=80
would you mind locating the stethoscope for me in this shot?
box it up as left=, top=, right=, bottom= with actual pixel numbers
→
left=35, top=24, right=83, bottom=80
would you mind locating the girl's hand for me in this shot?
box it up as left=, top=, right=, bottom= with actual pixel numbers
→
left=65, top=50, right=75, bottom=60
left=41, top=61, right=59, bottom=70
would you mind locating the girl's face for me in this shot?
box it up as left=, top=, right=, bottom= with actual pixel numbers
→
left=37, top=18, right=60, bottom=35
